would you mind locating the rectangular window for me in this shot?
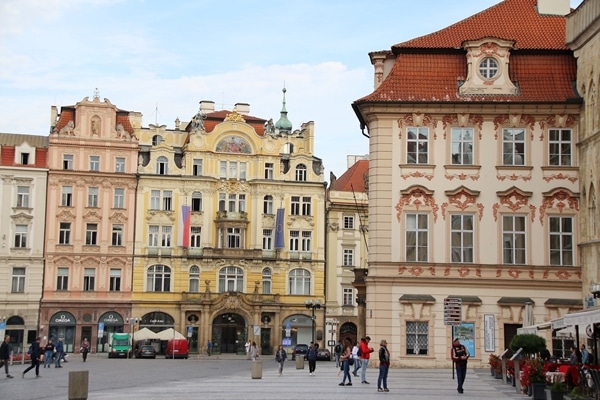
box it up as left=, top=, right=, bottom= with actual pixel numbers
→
left=262, top=229, right=273, bottom=250
left=150, top=190, right=160, bottom=210
left=61, top=186, right=73, bottom=207
left=291, top=196, right=300, bottom=215
left=289, top=230, right=299, bottom=251
left=89, top=155, right=100, bottom=171
left=549, top=216, right=573, bottom=266
left=88, top=187, right=99, bottom=208
left=163, top=191, right=172, bottom=211
left=343, top=248, right=354, bottom=266
left=14, top=224, right=28, bottom=248
left=63, top=154, right=73, bottom=170
left=12, top=267, right=25, bottom=293
left=502, top=128, right=526, bottom=165
left=301, top=197, right=311, bottom=216
left=218, top=193, right=226, bottom=211
left=406, top=321, right=429, bottom=355
left=83, top=268, right=95, bottom=291
left=548, top=129, right=572, bottom=166
left=20, top=152, right=29, bottom=165
left=265, top=162, right=274, bottom=179
left=191, top=192, right=202, bottom=212
left=148, top=225, right=159, bottom=247
left=227, top=227, right=241, bottom=248
left=229, top=162, right=238, bottom=179
left=239, top=162, right=247, bottom=180
left=111, top=224, right=123, bottom=246
left=115, top=157, right=126, bottom=173
left=57, top=267, right=69, bottom=291
left=161, top=226, right=172, bottom=247
left=343, top=288, right=354, bottom=306
left=85, top=223, right=98, bottom=245
left=17, top=186, right=30, bottom=208
left=59, top=222, right=71, bottom=245
left=450, top=214, right=474, bottom=263
left=192, top=159, right=203, bottom=176
left=301, top=231, right=311, bottom=252
left=114, top=188, right=125, bottom=209
left=502, top=215, right=526, bottom=264
left=406, top=214, right=428, bottom=262
left=451, top=127, right=474, bottom=165
left=406, top=127, right=429, bottom=164
left=343, top=216, right=354, bottom=230
left=219, top=161, right=227, bottom=178
left=109, top=268, right=121, bottom=291
left=190, top=226, right=201, bottom=248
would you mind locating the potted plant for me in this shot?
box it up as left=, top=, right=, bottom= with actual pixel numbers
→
left=520, top=358, right=546, bottom=400
left=545, top=381, right=566, bottom=400
left=510, top=333, right=547, bottom=356
left=488, top=353, right=502, bottom=378
left=564, top=387, right=592, bottom=400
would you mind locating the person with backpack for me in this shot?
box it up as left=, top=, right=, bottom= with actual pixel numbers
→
left=307, top=342, right=318, bottom=376
left=334, top=341, right=343, bottom=367
left=352, top=341, right=361, bottom=377
left=22, top=337, right=42, bottom=378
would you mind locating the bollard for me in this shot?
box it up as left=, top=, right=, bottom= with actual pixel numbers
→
left=295, top=356, right=305, bottom=369
left=251, top=360, right=262, bottom=379
left=68, top=370, right=89, bottom=400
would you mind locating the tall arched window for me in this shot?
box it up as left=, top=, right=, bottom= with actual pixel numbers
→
left=289, top=268, right=310, bottom=295
left=189, top=266, right=200, bottom=292
left=218, top=266, right=244, bottom=293
left=152, top=135, right=163, bottom=146
left=147, top=265, right=171, bottom=292
left=262, top=268, right=272, bottom=294
left=295, top=164, right=307, bottom=181
left=263, top=195, right=273, bottom=214
left=156, top=156, right=168, bottom=175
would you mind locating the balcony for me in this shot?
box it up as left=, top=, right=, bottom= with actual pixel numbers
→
left=216, top=210, right=248, bottom=221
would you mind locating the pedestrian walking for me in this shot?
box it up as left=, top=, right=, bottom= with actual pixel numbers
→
left=334, top=341, right=342, bottom=367
left=206, top=340, right=212, bottom=356
left=0, top=334, right=14, bottom=378
left=81, top=338, right=90, bottom=362
left=43, top=339, right=54, bottom=368
left=22, top=337, right=42, bottom=378
left=451, top=338, right=469, bottom=394
left=377, top=339, right=390, bottom=392
left=351, top=341, right=361, bottom=376
left=249, top=341, right=259, bottom=361
left=275, top=344, right=287, bottom=376
left=55, top=338, right=64, bottom=368
left=307, top=342, right=318, bottom=375
left=338, top=338, right=353, bottom=386
left=245, top=340, right=251, bottom=360
left=359, top=336, right=374, bottom=384
left=581, top=344, right=590, bottom=364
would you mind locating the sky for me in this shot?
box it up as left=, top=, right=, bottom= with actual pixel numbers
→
left=0, top=0, right=584, bottom=178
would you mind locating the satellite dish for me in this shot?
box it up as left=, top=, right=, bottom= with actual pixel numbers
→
left=587, top=324, right=594, bottom=338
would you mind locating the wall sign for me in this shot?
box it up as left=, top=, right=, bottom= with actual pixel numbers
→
left=484, top=314, right=495, bottom=352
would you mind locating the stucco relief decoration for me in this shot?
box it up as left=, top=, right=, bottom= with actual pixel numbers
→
left=395, top=186, right=439, bottom=222
left=91, top=116, right=100, bottom=136
left=216, top=136, right=252, bottom=154
left=224, top=107, right=246, bottom=123
left=397, top=112, right=437, bottom=139
left=542, top=173, right=578, bottom=184
left=538, top=189, right=579, bottom=225
left=224, top=295, right=241, bottom=309
left=56, top=210, right=76, bottom=221
left=441, top=113, right=484, bottom=139
left=328, top=222, right=339, bottom=232
left=457, top=266, right=471, bottom=277
left=409, top=266, right=423, bottom=276
left=493, top=114, right=536, bottom=140
left=401, top=170, right=434, bottom=180
left=508, top=268, right=521, bottom=279
left=441, top=187, right=482, bottom=220
left=115, top=123, right=135, bottom=140
left=539, top=114, right=576, bottom=137
left=59, top=121, right=75, bottom=136
left=217, top=179, right=249, bottom=194
left=492, top=188, right=533, bottom=221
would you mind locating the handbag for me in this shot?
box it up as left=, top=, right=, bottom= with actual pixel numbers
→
left=349, top=358, right=354, bottom=366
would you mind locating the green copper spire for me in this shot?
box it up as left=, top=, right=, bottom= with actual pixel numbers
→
left=275, top=87, right=292, bottom=133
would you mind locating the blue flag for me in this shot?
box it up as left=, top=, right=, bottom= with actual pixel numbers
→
left=275, top=208, right=285, bottom=249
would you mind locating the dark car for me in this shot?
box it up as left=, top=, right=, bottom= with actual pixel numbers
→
left=316, top=348, right=331, bottom=361
left=136, top=345, right=156, bottom=359
left=291, top=344, right=309, bottom=361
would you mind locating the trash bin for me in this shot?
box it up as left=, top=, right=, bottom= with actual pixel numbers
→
left=251, top=360, right=262, bottom=379
left=295, top=356, right=305, bottom=369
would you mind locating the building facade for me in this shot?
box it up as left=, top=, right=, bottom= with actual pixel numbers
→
left=353, top=0, right=583, bottom=367
left=0, top=134, right=48, bottom=353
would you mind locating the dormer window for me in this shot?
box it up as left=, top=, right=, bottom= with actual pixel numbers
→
left=479, top=58, right=498, bottom=80
left=21, top=153, right=30, bottom=165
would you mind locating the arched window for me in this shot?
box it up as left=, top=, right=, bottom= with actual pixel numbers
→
left=152, top=135, right=163, bottom=146
left=218, top=266, right=244, bottom=293
left=192, top=192, right=202, bottom=212
left=289, top=268, right=310, bottom=295
left=156, top=156, right=168, bottom=175
left=263, top=195, right=273, bottom=214
left=189, top=266, right=200, bottom=292
left=147, top=265, right=171, bottom=292
left=262, top=268, right=272, bottom=294
left=295, top=164, right=307, bottom=181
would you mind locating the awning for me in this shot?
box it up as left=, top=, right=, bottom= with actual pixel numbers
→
left=517, top=322, right=551, bottom=335
left=562, top=307, right=600, bottom=327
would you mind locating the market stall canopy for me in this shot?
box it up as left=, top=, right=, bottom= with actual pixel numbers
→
left=517, top=322, right=551, bottom=336
left=156, top=328, right=185, bottom=340
left=134, top=327, right=160, bottom=341
left=561, top=308, right=600, bottom=327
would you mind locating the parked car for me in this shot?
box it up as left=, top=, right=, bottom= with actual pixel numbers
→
left=316, top=348, right=331, bottom=361
left=291, top=344, right=309, bottom=361
left=136, top=345, right=156, bottom=359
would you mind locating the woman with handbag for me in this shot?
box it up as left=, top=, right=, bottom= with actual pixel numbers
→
left=338, top=338, right=353, bottom=386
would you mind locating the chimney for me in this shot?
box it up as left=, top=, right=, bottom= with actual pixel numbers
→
left=199, top=100, right=215, bottom=114
left=50, top=106, right=58, bottom=129
left=235, top=102, right=250, bottom=115
left=537, top=0, right=570, bottom=16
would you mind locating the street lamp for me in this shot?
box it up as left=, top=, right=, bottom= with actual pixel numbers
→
left=305, top=300, right=321, bottom=343
left=126, top=317, right=139, bottom=359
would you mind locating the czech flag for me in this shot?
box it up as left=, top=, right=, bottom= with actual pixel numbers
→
left=178, top=205, right=191, bottom=247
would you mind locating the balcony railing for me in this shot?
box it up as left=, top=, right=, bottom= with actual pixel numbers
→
left=216, top=210, right=248, bottom=221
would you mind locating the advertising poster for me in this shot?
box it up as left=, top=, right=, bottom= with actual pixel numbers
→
left=453, top=322, right=475, bottom=357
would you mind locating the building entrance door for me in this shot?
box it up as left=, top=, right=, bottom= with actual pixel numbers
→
left=212, top=313, right=246, bottom=354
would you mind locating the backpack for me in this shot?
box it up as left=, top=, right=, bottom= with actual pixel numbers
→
left=335, top=344, right=342, bottom=354
left=27, top=345, right=33, bottom=355
left=357, top=346, right=362, bottom=357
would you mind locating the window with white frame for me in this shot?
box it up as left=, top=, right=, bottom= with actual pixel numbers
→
left=85, top=223, right=98, bottom=245
left=191, top=192, right=202, bottom=212
left=226, top=227, right=241, bottom=248
left=61, top=186, right=73, bottom=207
left=406, top=127, right=429, bottom=164
left=262, top=229, right=273, bottom=250
left=343, top=288, right=354, bottom=306
left=302, top=197, right=311, bottom=216
left=291, top=196, right=301, bottom=215
left=502, top=128, right=526, bottom=165
left=548, top=129, right=572, bottom=166
left=218, top=266, right=244, bottom=292
left=14, top=224, right=28, bottom=248
left=502, top=215, right=526, bottom=264
left=157, top=156, right=168, bottom=175
left=220, top=193, right=245, bottom=212
left=406, top=321, right=429, bottom=355
left=263, top=195, right=273, bottom=214
left=451, top=127, right=474, bottom=165
left=289, top=230, right=300, bottom=251
left=113, top=188, right=125, bottom=209
left=115, top=157, right=126, bottom=173
left=163, top=190, right=172, bottom=211
left=88, top=187, right=99, bottom=208
left=109, top=268, right=121, bottom=291
left=57, top=267, right=69, bottom=291
left=295, top=164, right=307, bottom=181
left=189, top=266, right=200, bottom=292
left=219, top=161, right=247, bottom=179
left=190, top=226, right=201, bottom=248
left=289, top=268, right=310, bottom=295
left=147, top=265, right=171, bottom=292
left=20, top=152, right=29, bottom=165
left=262, top=268, right=272, bottom=294
left=16, top=186, right=30, bottom=208
left=265, top=162, right=274, bottom=179
left=406, top=213, right=429, bottom=262
left=63, top=154, right=73, bottom=170
left=83, top=268, right=95, bottom=291
left=450, top=214, right=474, bottom=263
left=343, top=216, right=354, bottom=230
left=59, top=222, right=71, bottom=245
left=549, top=216, right=573, bottom=266
left=150, top=190, right=160, bottom=210
left=12, top=267, right=25, bottom=293
left=161, top=226, right=172, bottom=247
left=89, top=155, right=100, bottom=171
left=111, top=224, right=123, bottom=246
left=301, top=231, right=311, bottom=252
left=148, top=225, right=159, bottom=247
left=343, top=248, right=354, bottom=266
left=192, top=159, right=203, bottom=176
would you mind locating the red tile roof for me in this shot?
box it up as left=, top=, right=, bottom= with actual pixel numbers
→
left=332, top=159, right=369, bottom=193
left=395, top=0, right=569, bottom=51
left=197, top=110, right=267, bottom=136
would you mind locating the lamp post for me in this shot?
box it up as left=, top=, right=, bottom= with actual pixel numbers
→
left=126, top=317, right=138, bottom=359
left=326, top=318, right=339, bottom=355
left=304, top=300, right=321, bottom=344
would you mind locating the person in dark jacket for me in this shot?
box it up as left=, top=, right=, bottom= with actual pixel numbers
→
left=275, top=344, right=287, bottom=376
left=307, top=342, right=318, bottom=376
left=0, top=335, right=14, bottom=378
left=377, top=339, right=390, bottom=392
left=55, top=338, right=64, bottom=368
left=451, top=338, right=470, bottom=394
left=23, top=337, right=42, bottom=378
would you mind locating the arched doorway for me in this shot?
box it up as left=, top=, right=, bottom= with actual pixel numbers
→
left=49, top=312, right=77, bottom=353
left=97, top=312, right=124, bottom=353
left=212, top=313, right=246, bottom=354
left=281, top=314, right=312, bottom=351
left=5, top=316, right=25, bottom=355
left=339, top=322, right=358, bottom=346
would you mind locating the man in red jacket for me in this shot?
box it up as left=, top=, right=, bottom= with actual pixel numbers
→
left=359, top=336, right=374, bottom=384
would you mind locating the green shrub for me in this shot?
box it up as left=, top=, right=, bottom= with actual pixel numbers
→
left=509, top=334, right=546, bottom=356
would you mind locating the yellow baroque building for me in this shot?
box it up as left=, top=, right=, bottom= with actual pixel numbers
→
left=132, top=94, right=326, bottom=355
